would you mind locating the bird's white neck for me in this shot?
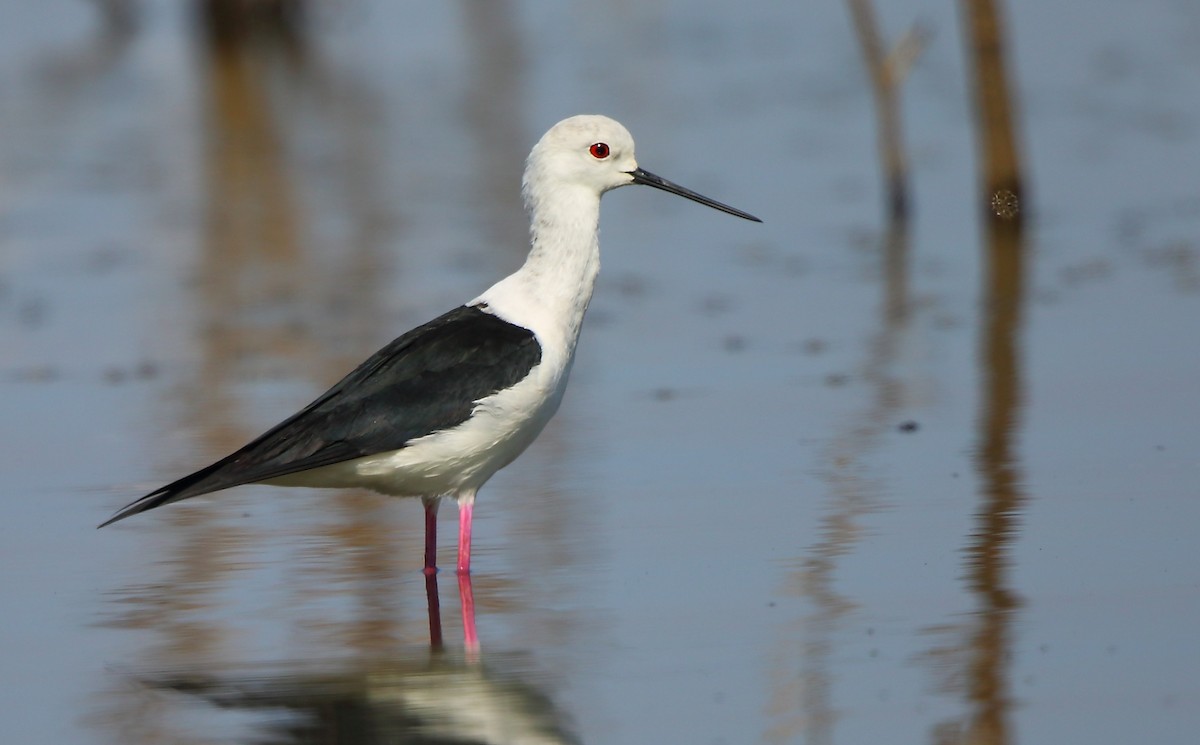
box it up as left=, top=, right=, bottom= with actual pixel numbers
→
left=476, top=184, right=602, bottom=355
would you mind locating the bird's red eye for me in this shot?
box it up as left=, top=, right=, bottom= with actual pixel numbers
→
left=589, top=142, right=610, bottom=159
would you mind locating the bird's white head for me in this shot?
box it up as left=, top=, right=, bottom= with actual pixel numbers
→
left=524, top=114, right=762, bottom=223
left=525, top=115, right=640, bottom=200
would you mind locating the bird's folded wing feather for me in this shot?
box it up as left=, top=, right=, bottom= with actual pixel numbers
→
left=100, top=305, right=540, bottom=526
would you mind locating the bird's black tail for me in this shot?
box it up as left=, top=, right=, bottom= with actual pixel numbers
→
left=97, top=459, right=239, bottom=528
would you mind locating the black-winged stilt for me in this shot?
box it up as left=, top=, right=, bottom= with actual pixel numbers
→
left=100, top=115, right=760, bottom=574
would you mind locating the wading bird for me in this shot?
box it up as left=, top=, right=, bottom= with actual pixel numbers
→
left=101, top=115, right=760, bottom=574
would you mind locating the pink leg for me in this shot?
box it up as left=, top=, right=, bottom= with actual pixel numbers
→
left=423, top=499, right=439, bottom=575
left=456, top=501, right=473, bottom=575
left=458, top=571, right=479, bottom=655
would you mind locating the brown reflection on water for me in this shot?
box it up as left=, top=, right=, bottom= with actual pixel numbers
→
left=768, top=216, right=913, bottom=744
left=926, top=218, right=1027, bottom=745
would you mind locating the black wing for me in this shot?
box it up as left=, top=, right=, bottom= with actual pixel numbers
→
left=100, top=305, right=541, bottom=526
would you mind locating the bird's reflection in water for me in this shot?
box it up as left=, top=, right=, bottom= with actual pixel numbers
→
left=122, top=574, right=579, bottom=745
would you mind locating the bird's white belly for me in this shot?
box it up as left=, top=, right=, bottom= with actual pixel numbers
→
left=266, top=361, right=568, bottom=498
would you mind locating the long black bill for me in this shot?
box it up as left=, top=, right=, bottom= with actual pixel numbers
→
left=627, top=167, right=762, bottom=223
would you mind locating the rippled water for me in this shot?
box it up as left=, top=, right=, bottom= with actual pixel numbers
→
left=2, top=1, right=1198, bottom=743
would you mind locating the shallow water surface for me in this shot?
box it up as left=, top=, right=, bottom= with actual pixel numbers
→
left=2, top=1, right=1199, bottom=743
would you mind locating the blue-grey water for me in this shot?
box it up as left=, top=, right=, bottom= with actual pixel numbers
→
left=2, top=1, right=1198, bottom=743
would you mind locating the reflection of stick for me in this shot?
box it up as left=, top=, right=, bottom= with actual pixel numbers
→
left=959, top=173, right=1026, bottom=745
left=960, top=0, right=1025, bottom=225
left=847, top=0, right=929, bottom=222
